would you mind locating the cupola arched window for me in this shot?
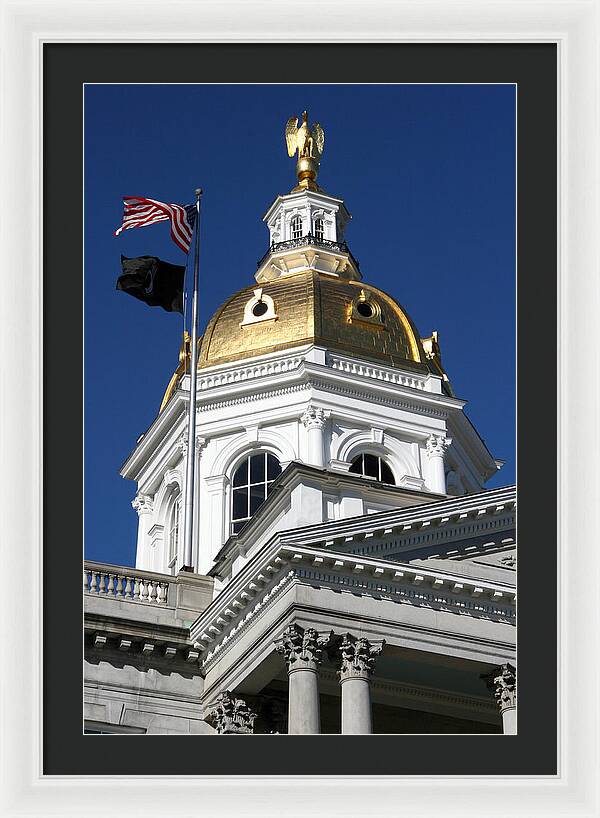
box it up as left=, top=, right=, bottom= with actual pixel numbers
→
left=314, top=217, right=324, bottom=241
left=167, top=493, right=181, bottom=574
left=349, top=453, right=395, bottom=485
left=231, top=452, right=282, bottom=534
left=291, top=215, right=303, bottom=240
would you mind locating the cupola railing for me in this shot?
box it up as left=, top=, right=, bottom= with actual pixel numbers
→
left=257, top=233, right=360, bottom=271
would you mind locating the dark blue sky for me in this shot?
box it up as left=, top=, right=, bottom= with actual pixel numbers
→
left=84, top=84, right=515, bottom=568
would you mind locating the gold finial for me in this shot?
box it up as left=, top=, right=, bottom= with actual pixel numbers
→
left=285, top=111, right=325, bottom=191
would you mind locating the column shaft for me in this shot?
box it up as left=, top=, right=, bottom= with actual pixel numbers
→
left=341, top=675, right=372, bottom=734
left=307, top=426, right=325, bottom=468
left=425, top=434, right=451, bottom=494
left=288, top=667, right=321, bottom=734
left=430, top=454, right=446, bottom=494
left=501, top=706, right=516, bottom=735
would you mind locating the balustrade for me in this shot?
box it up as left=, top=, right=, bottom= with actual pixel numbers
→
left=83, top=563, right=171, bottom=606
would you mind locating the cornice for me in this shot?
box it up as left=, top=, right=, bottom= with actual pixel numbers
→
left=212, top=482, right=516, bottom=575
left=197, top=361, right=463, bottom=420
left=200, top=381, right=310, bottom=413
left=262, top=189, right=347, bottom=223
left=84, top=616, right=201, bottom=669
left=276, top=484, right=515, bottom=547
left=191, top=540, right=516, bottom=671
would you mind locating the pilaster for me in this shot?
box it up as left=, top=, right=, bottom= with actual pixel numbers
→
left=132, top=493, right=154, bottom=570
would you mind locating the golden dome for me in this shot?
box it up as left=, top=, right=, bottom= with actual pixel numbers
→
left=159, top=270, right=453, bottom=410
left=199, top=270, right=426, bottom=369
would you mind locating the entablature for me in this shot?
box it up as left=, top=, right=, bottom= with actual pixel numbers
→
left=191, top=536, right=516, bottom=676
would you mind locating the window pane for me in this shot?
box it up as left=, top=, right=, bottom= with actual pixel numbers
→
left=267, top=453, right=282, bottom=480
left=363, top=453, right=379, bottom=478
left=232, top=458, right=248, bottom=487
left=232, top=519, right=246, bottom=534
left=232, top=487, right=248, bottom=521
left=250, top=483, right=266, bottom=515
left=349, top=454, right=363, bottom=475
left=250, top=453, right=265, bottom=484
left=380, top=461, right=395, bottom=485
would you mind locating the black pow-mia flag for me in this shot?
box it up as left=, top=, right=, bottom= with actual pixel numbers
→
left=116, top=255, right=185, bottom=314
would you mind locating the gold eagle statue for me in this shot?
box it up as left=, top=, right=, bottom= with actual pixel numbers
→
left=285, top=111, right=325, bottom=190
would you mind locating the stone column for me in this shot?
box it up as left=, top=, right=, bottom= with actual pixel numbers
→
left=425, top=434, right=452, bottom=494
left=301, top=405, right=328, bottom=468
left=275, top=624, right=332, bottom=734
left=205, top=690, right=257, bottom=735
left=483, top=663, right=517, bottom=734
left=338, top=633, right=385, bottom=734
left=132, top=493, right=154, bottom=570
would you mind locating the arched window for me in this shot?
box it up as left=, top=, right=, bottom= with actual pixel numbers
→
left=314, top=217, right=324, bottom=241
left=167, top=494, right=181, bottom=574
left=291, top=215, right=303, bottom=240
left=231, top=452, right=282, bottom=534
left=349, top=453, right=395, bottom=485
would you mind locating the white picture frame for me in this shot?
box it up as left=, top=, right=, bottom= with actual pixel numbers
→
left=1, top=1, right=598, bottom=815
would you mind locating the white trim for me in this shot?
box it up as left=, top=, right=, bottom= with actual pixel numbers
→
left=1, top=3, right=599, bottom=817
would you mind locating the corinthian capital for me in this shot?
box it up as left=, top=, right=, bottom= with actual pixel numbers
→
left=426, top=433, right=452, bottom=458
left=205, top=691, right=257, bottom=735
left=177, top=432, right=207, bottom=459
left=131, top=493, right=153, bottom=515
left=338, top=633, right=385, bottom=681
left=301, top=405, right=327, bottom=431
left=275, top=624, right=333, bottom=672
left=482, top=662, right=517, bottom=713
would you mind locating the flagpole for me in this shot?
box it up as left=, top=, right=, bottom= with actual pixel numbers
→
left=182, top=188, right=202, bottom=571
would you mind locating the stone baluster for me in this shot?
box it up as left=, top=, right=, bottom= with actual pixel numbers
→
left=337, top=633, right=385, bottom=734
left=205, top=691, right=257, bottom=735
left=274, top=624, right=332, bottom=734
left=140, top=577, right=149, bottom=602
left=106, top=574, right=115, bottom=596
left=158, top=582, right=168, bottom=604
left=425, top=434, right=452, bottom=494
left=133, top=577, right=140, bottom=600
left=83, top=569, right=89, bottom=593
left=482, top=662, right=517, bottom=734
left=98, top=572, right=107, bottom=594
left=300, top=405, right=328, bottom=468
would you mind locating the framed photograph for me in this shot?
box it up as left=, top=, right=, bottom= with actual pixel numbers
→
left=1, top=2, right=598, bottom=816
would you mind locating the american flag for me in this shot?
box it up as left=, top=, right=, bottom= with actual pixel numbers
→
left=115, top=196, right=197, bottom=253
